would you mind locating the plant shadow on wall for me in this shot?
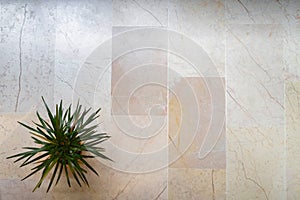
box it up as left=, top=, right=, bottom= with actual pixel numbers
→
left=7, top=97, right=112, bottom=192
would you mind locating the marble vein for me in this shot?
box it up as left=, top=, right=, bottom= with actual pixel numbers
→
left=227, top=126, right=281, bottom=199
left=131, top=0, right=163, bottom=26
left=229, top=29, right=272, bottom=81
left=258, top=81, right=284, bottom=109
left=240, top=161, right=269, bottom=200
left=153, top=184, right=167, bottom=200
left=236, top=0, right=255, bottom=23
left=112, top=176, right=136, bottom=200
left=55, top=74, right=73, bottom=90
left=227, top=89, right=256, bottom=122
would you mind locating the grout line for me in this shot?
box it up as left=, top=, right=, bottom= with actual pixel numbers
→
left=283, top=78, right=287, bottom=199
left=224, top=0, right=228, bottom=195
left=166, top=0, right=170, bottom=199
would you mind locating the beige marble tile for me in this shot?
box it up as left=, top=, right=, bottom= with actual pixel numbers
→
left=72, top=37, right=112, bottom=118
left=0, top=179, right=53, bottom=200
left=1, top=162, right=109, bottom=200
left=105, top=168, right=167, bottom=200
left=107, top=115, right=167, bottom=154
left=0, top=111, right=166, bottom=198
left=44, top=159, right=167, bottom=200
left=286, top=81, right=300, bottom=199
left=55, top=0, right=112, bottom=105
left=168, top=168, right=225, bottom=200
left=213, top=169, right=226, bottom=200
left=169, top=77, right=225, bottom=169
left=111, top=62, right=167, bottom=115
left=227, top=127, right=285, bottom=200
left=111, top=27, right=167, bottom=116
left=99, top=115, right=168, bottom=173
left=168, top=0, right=225, bottom=76
left=112, top=0, right=168, bottom=26
left=72, top=53, right=112, bottom=114
left=3, top=1, right=300, bottom=199
left=227, top=24, right=284, bottom=127
left=112, top=94, right=167, bottom=116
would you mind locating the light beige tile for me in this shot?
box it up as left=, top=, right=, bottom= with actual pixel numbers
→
left=227, top=24, right=284, bottom=127
left=94, top=112, right=168, bottom=173
left=111, top=27, right=167, bottom=116
left=169, top=77, right=225, bottom=169
left=111, top=63, right=167, bottom=115
left=107, top=115, right=167, bottom=154
left=72, top=38, right=112, bottom=117
left=55, top=0, right=112, bottom=105
left=227, top=127, right=285, bottom=200
left=0, top=179, right=53, bottom=200
left=213, top=169, right=226, bottom=200
left=169, top=0, right=225, bottom=76
left=105, top=168, right=167, bottom=200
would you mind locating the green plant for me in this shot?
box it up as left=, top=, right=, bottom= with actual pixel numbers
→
left=7, top=97, right=111, bottom=192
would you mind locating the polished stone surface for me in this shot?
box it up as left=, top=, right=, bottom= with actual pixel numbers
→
left=0, top=0, right=299, bottom=199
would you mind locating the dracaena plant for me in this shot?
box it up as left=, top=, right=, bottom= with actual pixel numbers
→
left=7, top=97, right=111, bottom=192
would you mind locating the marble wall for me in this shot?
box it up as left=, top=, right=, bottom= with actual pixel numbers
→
left=0, top=0, right=299, bottom=199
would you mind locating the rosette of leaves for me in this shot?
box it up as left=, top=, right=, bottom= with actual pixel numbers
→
left=7, top=97, right=111, bottom=192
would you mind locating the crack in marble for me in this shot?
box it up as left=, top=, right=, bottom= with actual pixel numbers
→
left=131, top=0, right=163, bottom=26
left=57, top=27, right=77, bottom=50
left=112, top=176, right=136, bottom=200
left=55, top=74, right=91, bottom=104
left=236, top=0, right=255, bottom=23
left=253, top=127, right=273, bottom=144
left=55, top=73, right=91, bottom=105
left=240, top=161, right=269, bottom=200
left=112, top=96, right=128, bottom=115
left=231, top=132, right=270, bottom=200
left=55, top=74, right=74, bottom=89
left=0, top=123, right=6, bottom=130
left=152, top=184, right=167, bottom=200
left=258, top=81, right=284, bottom=109
left=275, top=0, right=291, bottom=23
left=15, top=4, right=28, bottom=112
left=227, top=89, right=256, bottom=122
